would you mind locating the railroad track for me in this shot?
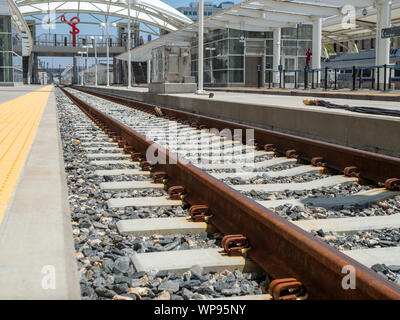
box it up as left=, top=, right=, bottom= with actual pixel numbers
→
left=58, top=86, right=400, bottom=300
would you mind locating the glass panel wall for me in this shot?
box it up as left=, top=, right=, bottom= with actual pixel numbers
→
left=0, top=16, right=11, bottom=33
left=191, top=28, right=245, bottom=87
left=0, top=15, right=13, bottom=84
left=0, top=67, right=12, bottom=81
left=0, top=33, right=11, bottom=50
left=279, top=25, right=313, bottom=85
left=192, top=24, right=313, bottom=87
left=0, top=15, right=23, bottom=84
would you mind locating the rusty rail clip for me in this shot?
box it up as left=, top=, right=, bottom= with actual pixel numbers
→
left=168, top=186, right=185, bottom=200
left=264, top=144, right=276, bottom=152
left=385, top=178, right=400, bottom=191
left=111, top=135, right=121, bottom=143
left=152, top=172, right=168, bottom=184
left=286, top=150, right=297, bottom=159
left=344, top=166, right=359, bottom=177
left=140, top=160, right=154, bottom=171
left=118, top=139, right=126, bottom=148
left=222, top=234, right=250, bottom=257
left=131, top=152, right=143, bottom=162
left=123, top=145, right=134, bottom=154
left=189, top=205, right=211, bottom=222
left=269, top=278, right=308, bottom=300
left=311, top=157, right=325, bottom=167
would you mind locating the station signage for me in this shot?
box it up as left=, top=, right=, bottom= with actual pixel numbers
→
left=382, top=26, right=400, bottom=38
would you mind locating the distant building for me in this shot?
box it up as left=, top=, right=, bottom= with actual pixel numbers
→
left=37, top=69, right=48, bottom=85
left=176, top=1, right=234, bottom=22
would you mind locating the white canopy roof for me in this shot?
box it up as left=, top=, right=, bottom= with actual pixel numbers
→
left=14, top=0, right=193, bottom=32
left=323, top=2, right=400, bottom=46
left=117, top=0, right=399, bottom=62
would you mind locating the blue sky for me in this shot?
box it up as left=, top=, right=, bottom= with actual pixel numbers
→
left=39, top=0, right=243, bottom=69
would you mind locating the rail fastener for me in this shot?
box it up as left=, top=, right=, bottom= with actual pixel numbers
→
left=189, top=205, right=212, bottom=223
left=222, top=234, right=251, bottom=257
left=269, top=278, right=308, bottom=301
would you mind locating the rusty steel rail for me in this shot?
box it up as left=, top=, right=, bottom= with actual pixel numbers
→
left=73, top=86, right=400, bottom=187
left=62, top=87, right=400, bottom=300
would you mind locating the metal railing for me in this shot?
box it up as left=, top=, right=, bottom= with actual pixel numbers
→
left=34, top=34, right=121, bottom=48
left=265, top=64, right=400, bottom=91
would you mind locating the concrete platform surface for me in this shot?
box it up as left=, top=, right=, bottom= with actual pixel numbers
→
left=0, top=86, right=81, bottom=299
left=210, top=87, right=400, bottom=102
left=0, top=85, right=48, bottom=104
left=0, top=86, right=54, bottom=221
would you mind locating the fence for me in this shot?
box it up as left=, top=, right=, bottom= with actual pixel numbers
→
left=34, top=34, right=121, bottom=48
left=265, top=64, right=400, bottom=91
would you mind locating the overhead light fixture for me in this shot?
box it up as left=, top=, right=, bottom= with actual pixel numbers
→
left=362, top=8, right=368, bottom=16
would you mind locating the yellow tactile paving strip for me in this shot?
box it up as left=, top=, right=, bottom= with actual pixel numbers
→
left=0, top=85, right=53, bottom=223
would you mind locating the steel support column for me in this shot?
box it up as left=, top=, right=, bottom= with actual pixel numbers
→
left=147, top=59, right=151, bottom=84
left=312, top=18, right=322, bottom=88
left=196, top=0, right=205, bottom=94
left=375, top=0, right=392, bottom=89
left=273, top=28, right=281, bottom=87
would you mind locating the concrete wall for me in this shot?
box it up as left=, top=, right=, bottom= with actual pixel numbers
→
left=83, top=86, right=400, bottom=158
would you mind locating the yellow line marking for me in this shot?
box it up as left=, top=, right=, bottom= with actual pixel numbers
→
left=0, top=85, right=53, bottom=224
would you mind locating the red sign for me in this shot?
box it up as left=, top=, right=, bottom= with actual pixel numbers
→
left=61, top=15, right=80, bottom=47
left=306, top=48, right=311, bottom=67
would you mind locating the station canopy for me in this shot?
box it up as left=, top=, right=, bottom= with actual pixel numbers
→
left=14, top=0, right=193, bottom=32
left=116, top=0, right=400, bottom=62
left=323, top=1, right=400, bottom=46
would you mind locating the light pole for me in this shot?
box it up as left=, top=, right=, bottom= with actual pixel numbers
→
left=86, top=45, right=93, bottom=85
left=196, top=0, right=205, bottom=94
left=78, top=51, right=85, bottom=85
left=100, top=21, right=117, bottom=87
left=91, top=36, right=103, bottom=86
left=82, top=45, right=90, bottom=85
left=119, top=0, right=139, bottom=88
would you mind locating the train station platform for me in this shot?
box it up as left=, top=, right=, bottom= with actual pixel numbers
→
left=0, top=85, right=80, bottom=299
left=80, top=85, right=400, bottom=158
left=210, top=87, right=400, bottom=102
left=0, top=85, right=45, bottom=104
